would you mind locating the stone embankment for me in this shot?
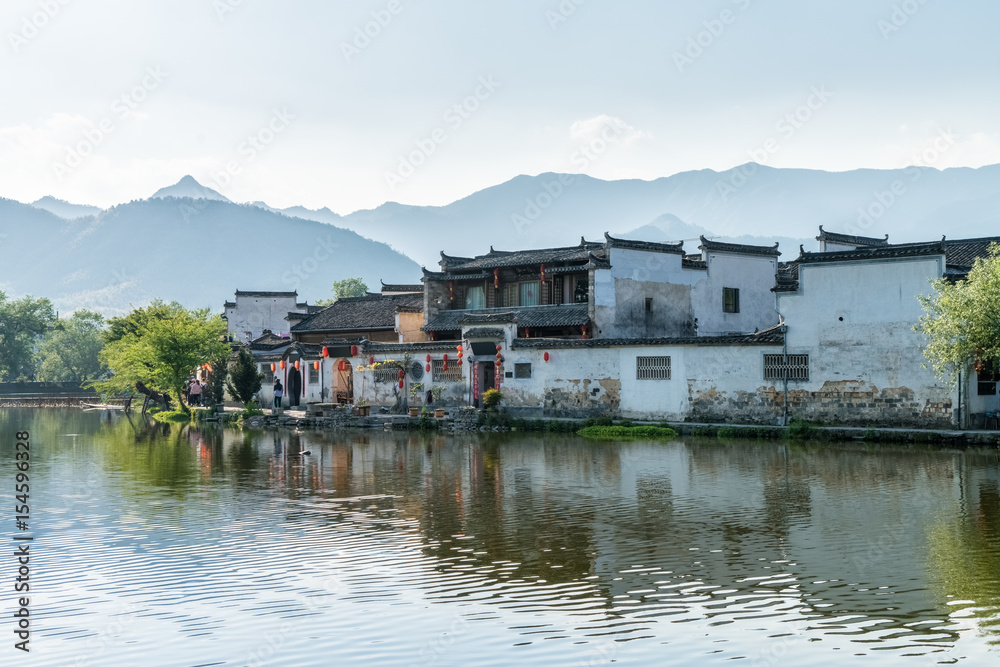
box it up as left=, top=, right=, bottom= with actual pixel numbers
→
left=242, top=405, right=497, bottom=433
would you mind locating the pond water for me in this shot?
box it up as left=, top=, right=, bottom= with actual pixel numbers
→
left=2, top=408, right=999, bottom=666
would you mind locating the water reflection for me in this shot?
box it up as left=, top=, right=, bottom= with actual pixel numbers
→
left=2, top=408, right=999, bottom=666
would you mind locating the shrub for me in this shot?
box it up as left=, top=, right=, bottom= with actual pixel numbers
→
left=483, top=388, right=503, bottom=410
left=786, top=419, right=815, bottom=440
left=577, top=425, right=678, bottom=439
left=717, top=426, right=737, bottom=439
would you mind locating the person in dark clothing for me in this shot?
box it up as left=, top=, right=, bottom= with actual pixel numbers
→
left=273, top=379, right=283, bottom=408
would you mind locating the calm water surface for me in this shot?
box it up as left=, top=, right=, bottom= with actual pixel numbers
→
left=2, top=408, right=999, bottom=666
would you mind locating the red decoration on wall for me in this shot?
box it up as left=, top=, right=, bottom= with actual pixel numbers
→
left=493, top=268, right=499, bottom=288
left=540, top=263, right=546, bottom=283
left=279, top=360, right=286, bottom=370
left=369, top=356, right=375, bottom=365
left=338, top=359, right=346, bottom=371
left=398, top=379, right=404, bottom=389
left=426, top=363, right=431, bottom=373
left=448, top=281, right=455, bottom=301
left=544, top=352, right=550, bottom=363
left=313, top=361, right=320, bottom=371
left=443, top=353, right=448, bottom=362
left=322, top=347, right=329, bottom=357
left=426, top=354, right=431, bottom=362
left=350, top=345, right=358, bottom=356
left=457, top=345, right=463, bottom=352
left=398, top=369, right=405, bottom=380
left=442, top=361, right=448, bottom=372
left=496, top=344, right=502, bottom=352
left=270, top=363, right=276, bottom=373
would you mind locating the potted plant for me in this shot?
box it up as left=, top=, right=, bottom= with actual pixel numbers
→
left=430, top=386, right=446, bottom=418
left=356, top=397, right=370, bottom=416
left=408, top=382, right=423, bottom=417
left=483, top=388, right=503, bottom=412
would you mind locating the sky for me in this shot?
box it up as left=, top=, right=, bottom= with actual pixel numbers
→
left=2, top=0, right=999, bottom=213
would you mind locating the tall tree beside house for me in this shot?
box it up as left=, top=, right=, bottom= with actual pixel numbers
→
left=208, top=351, right=231, bottom=405
left=917, top=243, right=1000, bottom=382
left=103, top=300, right=182, bottom=344
left=0, top=292, right=56, bottom=381
left=225, top=347, right=263, bottom=407
left=315, top=277, right=369, bottom=306
left=95, top=303, right=229, bottom=413
left=37, top=310, right=106, bottom=382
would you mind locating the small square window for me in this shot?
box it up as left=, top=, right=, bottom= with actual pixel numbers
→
left=514, top=363, right=532, bottom=379
left=723, top=287, right=740, bottom=313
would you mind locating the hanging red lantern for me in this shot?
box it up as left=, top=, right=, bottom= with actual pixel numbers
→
left=426, top=354, right=431, bottom=362
left=338, top=359, right=346, bottom=371
left=322, top=347, right=329, bottom=357
left=270, top=363, right=276, bottom=372
left=426, top=363, right=431, bottom=372
left=279, top=360, right=286, bottom=370
left=398, top=369, right=405, bottom=380
left=496, top=344, right=502, bottom=352
left=350, top=345, right=358, bottom=356
left=457, top=345, right=463, bottom=352
left=443, top=353, right=448, bottom=362
left=442, top=361, right=448, bottom=372
left=544, top=352, right=550, bottom=362
left=458, top=359, right=463, bottom=366
left=493, top=268, right=499, bottom=288
left=540, top=263, right=546, bottom=283
left=313, top=361, right=320, bottom=371
left=457, top=351, right=463, bottom=359
left=294, top=360, right=300, bottom=370
left=369, top=356, right=375, bottom=365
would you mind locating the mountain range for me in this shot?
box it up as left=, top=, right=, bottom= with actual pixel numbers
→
left=4, top=163, right=999, bottom=316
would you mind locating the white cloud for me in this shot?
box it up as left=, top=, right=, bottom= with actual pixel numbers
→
left=570, top=114, right=651, bottom=146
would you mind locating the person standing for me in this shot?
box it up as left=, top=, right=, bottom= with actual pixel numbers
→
left=188, top=377, right=202, bottom=406
left=273, top=378, right=283, bottom=409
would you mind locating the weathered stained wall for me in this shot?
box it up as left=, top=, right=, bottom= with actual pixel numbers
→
left=691, top=251, right=779, bottom=336
left=774, top=255, right=958, bottom=428
left=225, top=294, right=305, bottom=341
left=396, top=311, right=429, bottom=343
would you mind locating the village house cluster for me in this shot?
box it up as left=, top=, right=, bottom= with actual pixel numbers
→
left=220, top=228, right=1000, bottom=429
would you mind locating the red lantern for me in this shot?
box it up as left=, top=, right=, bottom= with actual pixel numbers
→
left=279, top=360, right=286, bottom=370
left=369, top=356, right=375, bottom=365
left=443, top=353, right=449, bottom=362
left=493, top=268, right=499, bottom=288
left=338, top=359, right=346, bottom=371
left=398, top=379, right=404, bottom=389
left=398, top=369, right=405, bottom=380
left=457, top=345, right=463, bottom=352
left=457, top=351, right=463, bottom=359
left=322, top=347, right=329, bottom=357
left=270, top=363, right=276, bottom=372
left=442, top=361, right=448, bottom=372
left=206, top=364, right=212, bottom=372
left=496, top=344, right=502, bottom=352
left=540, top=263, right=546, bottom=283
left=294, top=360, right=300, bottom=370
left=458, top=359, right=463, bottom=366
left=350, top=345, right=358, bottom=356
left=426, top=364, right=431, bottom=372
left=313, top=361, right=320, bottom=371
left=426, top=354, right=431, bottom=362
left=544, top=352, right=550, bottom=363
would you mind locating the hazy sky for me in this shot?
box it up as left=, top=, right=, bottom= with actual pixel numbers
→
left=2, top=0, right=999, bottom=213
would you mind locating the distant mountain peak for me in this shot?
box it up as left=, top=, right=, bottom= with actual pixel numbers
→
left=151, top=175, right=230, bottom=202
left=29, top=195, right=102, bottom=220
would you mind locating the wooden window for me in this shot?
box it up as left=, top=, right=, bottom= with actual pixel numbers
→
left=763, top=354, right=810, bottom=381
left=520, top=281, right=540, bottom=307
left=431, top=360, right=462, bottom=383
left=514, top=362, right=532, bottom=379
left=465, top=285, right=485, bottom=310
left=636, top=356, right=671, bottom=380
left=723, top=287, right=740, bottom=313
left=978, top=361, right=999, bottom=396
left=259, top=364, right=273, bottom=381
left=503, top=283, right=519, bottom=307
left=308, top=366, right=319, bottom=384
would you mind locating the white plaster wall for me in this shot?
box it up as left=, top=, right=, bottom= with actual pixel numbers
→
left=693, top=252, right=779, bottom=336
left=777, top=256, right=957, bottom=424
left=225, top=295, right=304, bottom=341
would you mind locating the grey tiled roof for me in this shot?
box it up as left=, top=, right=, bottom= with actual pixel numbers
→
left=249, top=332, right=290, bottom=351
left=511, top=327, right=784, bottom=349
left=797, top=240, right=946, bottom=265
left=291, top=293, right=423, bottom=332
left=380, top=281, right=423, bottom=293
left=817, top=226, right=889, bottom=247
left=235, top=290, right=298, bottom=298
left=364, top=342, right=465, bottom=353
left=438, top=240, right=607, bottom=272
left=463, top=327, right=506, bottom=339
left=699, top=236, right=781, bottom=257
left=944, top=236, right=1000, bottom=270
left=603, top=232, right=685, bottom=255
left=424, top=304, right=589, bottom=331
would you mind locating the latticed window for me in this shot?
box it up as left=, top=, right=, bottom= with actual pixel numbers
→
left=514, top=363, right=532, bottom=379
left=259, top=364, right=273, bottom=381
left=636, top=356, right=671, bottom=380
left=308, top=366, right=319, bottom=384
left=373, top=364, right=403, bottom=383
left=432, top=360, right=462, bottom=383
left=763, top=354, right=810, bottom=381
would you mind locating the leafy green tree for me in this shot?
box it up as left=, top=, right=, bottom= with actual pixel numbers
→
left=37, top=310, right=106, bottom=382
left=918, top=243, right=1000, bottom=382
left=208, top=350, right=232, bottom=405
left=316, top=277, right=369, bottom=306
left=95, top=304, right=229, bottom=413
left=225, top=346, right=263, bottom=407
left=103, top=300, right=181, bottom=344
left=0, top=292, right=56, bottom=381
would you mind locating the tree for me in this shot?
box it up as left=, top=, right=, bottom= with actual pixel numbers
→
left=316, top=277, right=369, bottom=306
left=917, top=243, right=1000, bottom=383
left=225, top=347, right=263, bottom=407
left=103, top=300, right=181, bottom=344
left=208, top=350, right=232, bottom=405
left=0, top=292, right=56, bottom=381
left=37, top=310, right=106, bottom=382
left=95, top=304, right=229, bottom=413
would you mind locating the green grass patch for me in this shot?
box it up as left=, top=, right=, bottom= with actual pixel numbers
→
left=152, top=410, right=192, bottom=423
left=577, top=425, right=678, bottom=440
